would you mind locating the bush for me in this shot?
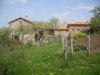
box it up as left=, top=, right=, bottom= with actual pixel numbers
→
left=90, top=25, right=100, bottom=34
left=26, top=40, right=33, bottom=47
left=0, top=44, right=26, bottom=75
left=74, top=32, right=86, bottom=40
left=0, top=27, right=11, bottom=45
left=74, top=45, right=87, bottom=51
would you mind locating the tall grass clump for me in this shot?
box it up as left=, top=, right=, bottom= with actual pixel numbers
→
left=0, top=27, right=11, bottom=45
left=0, top=27, right=32, bottom=75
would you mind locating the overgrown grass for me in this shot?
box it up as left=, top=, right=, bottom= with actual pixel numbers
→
left=0, top=41, right=100, bottom=75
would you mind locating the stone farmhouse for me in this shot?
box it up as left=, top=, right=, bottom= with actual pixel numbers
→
left=54, top=21, right=90, bottom=34
left=8, top=17, right=90, bottom=44
left=9, top=17, right=33, bottom=29
left=8, top=17, right=90, bottom=32
left=68, top=21, right=90, bottom=31
left=53, top=21, right=90, bottom=39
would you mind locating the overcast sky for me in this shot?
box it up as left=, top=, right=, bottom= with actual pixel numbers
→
left=0, top=0, right=100, bottom=27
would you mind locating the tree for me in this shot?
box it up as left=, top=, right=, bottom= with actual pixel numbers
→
left=0, top=27, right=11, bottom=44
left=49, top=17, right=59, bottom=29
left=16, top=24, right=33, bottom=34
left=90, top=6, right=100, bottom=34
left=90, top=6, right=100, bottom=25
left=32, top=21, right=50, bottom=30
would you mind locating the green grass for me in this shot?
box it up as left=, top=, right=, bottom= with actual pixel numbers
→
left=0, top=41, right=100, bottom=75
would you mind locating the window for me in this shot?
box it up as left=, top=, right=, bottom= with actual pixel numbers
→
left=19, top=21, right=22, bottom=25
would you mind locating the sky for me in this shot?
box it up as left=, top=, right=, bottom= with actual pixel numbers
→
left=0, top=0, right=100, bottom=27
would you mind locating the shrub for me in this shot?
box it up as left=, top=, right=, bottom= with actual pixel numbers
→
left=0, top=27, right=11, bottom=45
left=74, top=45, right=87, bottom=51
left=74, top=32, right=86, bottom=40
left=0, top=44, right=25, bottom=75
left=90, top=25, right=100, bottom=35
left=26, top=40, right=33, bottom=47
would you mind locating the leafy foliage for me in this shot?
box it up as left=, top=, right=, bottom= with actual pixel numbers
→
left=32, top=21, right=49, bottom=29
left=0, top=27, right=11, bottom=45
left=74, top=45, right=87, bottom=51
left=16, top=24, right=33, bottom=33
left=90, top=24, right=100, bottom=34
left=74, top=32, right=86, bottom=40
left=32, top=17, right=59, bottom=29
left=90, top=6, right=100, bottom=34
left=90, top=6, right=100, bottom=25
left=49, top=17, right=59, bottom=28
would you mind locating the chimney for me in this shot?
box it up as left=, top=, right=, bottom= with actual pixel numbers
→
left=25, top=16, right=28, bottom=18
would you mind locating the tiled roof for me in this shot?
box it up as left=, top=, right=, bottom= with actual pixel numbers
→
left=72, top=21, right=89, bottom=24
left=56, top=24, right=68, bottom=30
left=68, top=21, right=90, bottom=27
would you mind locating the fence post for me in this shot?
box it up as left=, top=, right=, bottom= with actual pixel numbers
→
left=71, top=38, right=74, bottom=54
left=87, top=34, right=91, bottom=55
left=70, top=30, right=74, bottom=54
left=62, top=37, right=67, bottom=59
left=62, top=36, right=65, bottom=53
left=64, top=37, right=68, bottom=59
